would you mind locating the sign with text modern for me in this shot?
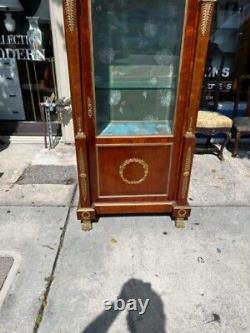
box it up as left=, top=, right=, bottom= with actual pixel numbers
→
left=0, top=17, right=45, bottom=61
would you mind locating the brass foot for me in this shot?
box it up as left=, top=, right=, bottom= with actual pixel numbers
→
left=81, top=219, right=92, bottom=232
left=175, top=218, right=185, bottom=228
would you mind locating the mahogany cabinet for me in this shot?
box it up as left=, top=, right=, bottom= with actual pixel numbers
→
left=63, top=0, right=216, bottom=230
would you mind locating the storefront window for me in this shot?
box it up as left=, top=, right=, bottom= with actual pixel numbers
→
left=0, top=0, right=58, bottom=122
left=201, top=0, right=250, bottom=117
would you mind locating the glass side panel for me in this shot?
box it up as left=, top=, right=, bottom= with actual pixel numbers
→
left=92, top=0, right=186, bottom=136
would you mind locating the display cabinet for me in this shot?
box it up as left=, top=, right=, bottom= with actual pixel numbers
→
left=63, top=0, right=216, bottom=230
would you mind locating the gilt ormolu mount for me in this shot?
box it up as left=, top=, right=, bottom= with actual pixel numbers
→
left=63, top=0, right=216, bottom=231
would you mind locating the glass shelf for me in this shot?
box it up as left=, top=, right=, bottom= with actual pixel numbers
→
left=98, top=120, right=172, bottom=136
left=96, top=86, right=176, bottom=90
left=95, top=64, right=178, bottom=89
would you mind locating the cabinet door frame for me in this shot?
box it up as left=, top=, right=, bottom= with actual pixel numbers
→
left=77, top=0, right=201, bottom=202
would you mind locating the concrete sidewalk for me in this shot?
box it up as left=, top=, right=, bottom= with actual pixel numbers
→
left=190, top=149, right=250, bottom=206
left=38, top=207, right=250, bottom=333
left=0, top=142, right=77, bottom=333
left=0, top=143, right=76, bottom=207
left=0, top=206, right=68, bottom=333
left=0, top=142, right=249, bottom=333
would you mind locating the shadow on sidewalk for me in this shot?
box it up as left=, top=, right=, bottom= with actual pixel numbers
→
left=82, top=278, right=167, bottom=333
left=0, top=137, right=10, bottom=153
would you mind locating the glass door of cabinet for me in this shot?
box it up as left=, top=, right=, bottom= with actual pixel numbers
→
left=92, top=0, right=186, bottom=136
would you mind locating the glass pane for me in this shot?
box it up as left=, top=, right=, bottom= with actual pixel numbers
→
left=0, top=0, right=58, bottom=122
left=92, top=0, right=185, bottom=136
left=201, top=0, right=250, bottom=116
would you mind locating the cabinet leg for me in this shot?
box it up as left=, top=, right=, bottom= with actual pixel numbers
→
left=205, top=136, right=211, bottom=147
left=175, top=218, right=185, bottom=228
left=172, top=207, right=190, bottom=229
left=78, top=208, right=95, bottom=232
left=219, top=132, right=230, bottom=161
left=81, top=219, right=92, bottom=232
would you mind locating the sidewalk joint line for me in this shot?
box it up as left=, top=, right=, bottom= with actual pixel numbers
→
left=33, top=184, right=77, bottom=333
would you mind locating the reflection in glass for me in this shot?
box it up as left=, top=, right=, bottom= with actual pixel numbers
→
left=0, top=0, right=57, bottom=122
left=92, top=0, right=185, bottom=136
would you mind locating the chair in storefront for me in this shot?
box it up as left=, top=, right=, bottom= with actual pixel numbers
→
left=232, top=75, right=250, bottom=157
left=195, top=47, right=233, bottom=161
left=196, top=111, right=232, bottom=160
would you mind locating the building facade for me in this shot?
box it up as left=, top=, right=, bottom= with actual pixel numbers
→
left=201, top=0, right=250, bottom=117
left=0, top=0, right=249, bottom=143
left=0, top=0, right=73, bottom=142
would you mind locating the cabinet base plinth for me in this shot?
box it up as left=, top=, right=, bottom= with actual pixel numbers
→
left=175, top=218, right=185, bottom=228
left=77, top=201, right=191, bottom=231
left=81, top=219, right=92, bottom=232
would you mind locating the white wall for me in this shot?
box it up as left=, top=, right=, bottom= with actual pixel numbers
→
left=49, top=0, right=74, bottom=143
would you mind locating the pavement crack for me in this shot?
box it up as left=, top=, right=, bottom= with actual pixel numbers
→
left=33, top=185, right=77, bottom=333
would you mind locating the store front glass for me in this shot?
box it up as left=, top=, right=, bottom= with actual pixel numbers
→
left=201, top=0, right=250, bottom=117
left=0, top=0, right=60, bottom=135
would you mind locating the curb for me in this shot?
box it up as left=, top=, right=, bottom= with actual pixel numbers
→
left=0, top=251, right=22, bottom=310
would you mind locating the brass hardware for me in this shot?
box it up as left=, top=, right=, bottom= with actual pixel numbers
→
left=178, top=209, right=187, bottom=218
left=64, top=0, right=77, bottom=33
left=175, top=218, right=185, bottom=228
left=119, top=158, right=149, bottom=185
left=174, top=207, right=187, bottom=228
left=79, top=173, right=87, bottom=201
left=76, top=132, right=85, bottom=139
left=81, top=220, right=92, bottom=231
left=76, top=116, right=85, bottom=139
left=200, top=1, right=216, bottom=37
left=181, top=147, right=192, bottom=199
left=87, top=97, right=94, bottom=118
left=81, top=219, right=92, bottom=231
left=186, top=117, right=193, bottom=136
left=78, top=147, right=87, bottom=202
left=81, top=211, right=92, bottom=231
left=81, top=211, right=91, bottom=220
